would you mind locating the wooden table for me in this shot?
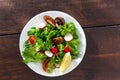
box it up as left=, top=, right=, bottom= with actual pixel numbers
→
left=0, top=0, right=120, bottom=80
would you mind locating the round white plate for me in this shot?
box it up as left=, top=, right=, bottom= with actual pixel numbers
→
left=19, top=11, right=86, bottom=77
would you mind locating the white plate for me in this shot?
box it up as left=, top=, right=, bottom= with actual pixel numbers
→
left=19, top=11, right=86, bottom=77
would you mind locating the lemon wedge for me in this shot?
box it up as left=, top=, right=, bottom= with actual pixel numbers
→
left=60, top=52, right=71, bottom=72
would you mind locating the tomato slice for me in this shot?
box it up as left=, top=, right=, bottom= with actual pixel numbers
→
left=29, top=36, right=35, bottom=44
left=64, top=45, right=70, bottom=53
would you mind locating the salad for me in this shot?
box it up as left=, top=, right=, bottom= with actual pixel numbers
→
left=22, top=15, right=80, bottom=73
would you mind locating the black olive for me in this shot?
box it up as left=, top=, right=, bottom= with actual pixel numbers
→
left=55, top=17, right=65, bottom=25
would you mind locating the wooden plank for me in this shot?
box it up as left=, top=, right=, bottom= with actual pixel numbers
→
left=0, top=26, right=120, bottom=80
left=0, top=0, right=120, bottom=34
left=80, top=26, right=120, bottom=80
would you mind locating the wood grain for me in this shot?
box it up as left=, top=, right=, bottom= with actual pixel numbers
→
left=0, top=26, right=120, bottom=80
left=0, top=0, right=120, bottom=34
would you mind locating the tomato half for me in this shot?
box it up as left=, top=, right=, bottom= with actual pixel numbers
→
left=64, top=45, right=70, bottom=53
left=29, top=36, right=35, bottom=44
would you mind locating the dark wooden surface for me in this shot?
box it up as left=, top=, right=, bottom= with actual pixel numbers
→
left=0, top=0, right=120, bottom=80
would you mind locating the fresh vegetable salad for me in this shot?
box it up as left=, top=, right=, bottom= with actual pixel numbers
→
left=22, top=15, right=80, bottom=73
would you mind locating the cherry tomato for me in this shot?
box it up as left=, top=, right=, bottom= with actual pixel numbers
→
left=51, top=47, right=58, bottom=55
left=29, top=36, right=35, bottom=44
left=64, top=45, right=70, bottom=53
